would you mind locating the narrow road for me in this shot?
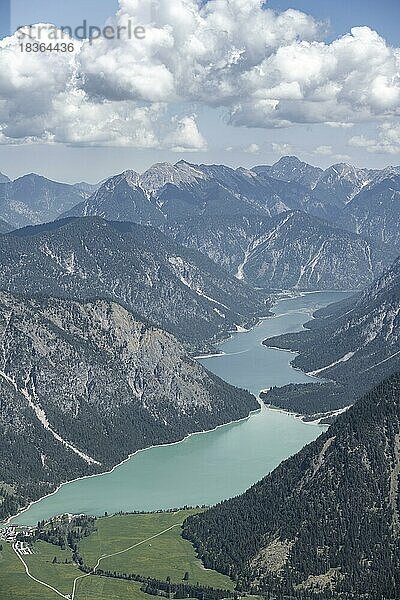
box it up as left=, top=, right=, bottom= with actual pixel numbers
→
left=12, top=543, right=70, bottom=599
left=71, top=522, right=181, bottom=599
left=12, top=520, right=182, bottom=600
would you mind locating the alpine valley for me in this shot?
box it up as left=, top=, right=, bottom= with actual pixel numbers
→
left=0, top=156, right=399, bottom=600
left=0, top=292, right=256, bottom=520
left=262, top=255, right=400, bottom=419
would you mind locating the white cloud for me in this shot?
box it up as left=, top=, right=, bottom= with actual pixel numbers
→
left=272, top=142, right=293, bottom=154
left=0, top=2, right=399, bottom=146
left=164, top=115, right=207, bottom=151
left=325, top=121, right=354, bottom=129
left=349, top=122, right=400, bottom=154
left=243, top=143, right=260, bottom=154
left=224, top=142, right=260, bottom=153
left=313, top=145, right=332, bottom=156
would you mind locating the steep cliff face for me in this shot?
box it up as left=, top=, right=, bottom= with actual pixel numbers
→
left=184, top=374, right=400, bottom=600
left=238, top=212, right=394, bottom=290
left=0, top=292, right=257, bottom=520
left=1, top=218, right=267, bottom=351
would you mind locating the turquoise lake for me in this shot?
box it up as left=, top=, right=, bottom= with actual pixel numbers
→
left=10, top=290, right=352, bottom=526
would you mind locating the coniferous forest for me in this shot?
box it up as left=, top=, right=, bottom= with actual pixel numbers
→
left=184, top=374, right=400, bottom=600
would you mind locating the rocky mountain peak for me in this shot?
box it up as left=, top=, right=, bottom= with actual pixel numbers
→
left=254, top=156, right=324, bottom=188
left=139, top=161, right=206, bottom=195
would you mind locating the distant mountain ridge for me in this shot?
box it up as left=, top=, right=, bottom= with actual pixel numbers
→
left=59, top=158, right=399, bottom=290
left=253, top=156, right=324, bottom=188
left=62, top=160, right=307, bottom=224
left=1, top=157, right=399, bottom=292
left=0, top=174, right=89, bottom=229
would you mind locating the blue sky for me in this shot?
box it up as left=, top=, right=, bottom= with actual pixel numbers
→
left=0, top=0, right=399, bottom=182
left=267, top=0, right=399, bottom=45
left=10, top=0, right=119, bottom=30
left=9, top=0, right=399, bottom=44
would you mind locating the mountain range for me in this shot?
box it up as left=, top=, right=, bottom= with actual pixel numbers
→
left=183, top=373, right=400, bottom=600
left=262, top=256, right=400, bottom=419
left=0, top=174, right=89, bottom=229
left=1, top=157, right=398, bottom=293
left=0, top=292, right=257, bottom=521
left=0, top=155, right=398, bottom=599
left=56, top=158, right=400, bottom=289
left=0, top=217, right=267, bottom=351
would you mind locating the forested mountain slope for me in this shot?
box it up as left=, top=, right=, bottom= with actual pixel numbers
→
left=0, top=292, right=257, bottom=521
left=238, top=211, right=394, bottom=290
left=261, top=257, right=400, bottom=416
left=184, top=374, right=400, bottom=600
left=0, top=217, right=267, bottom=350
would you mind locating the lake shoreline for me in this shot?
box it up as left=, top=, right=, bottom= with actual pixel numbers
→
left=257, top=290, right=355, bottom=423
left=4, top=398, right=265, bottom=527
left=6, top=291, right=348, bottom=527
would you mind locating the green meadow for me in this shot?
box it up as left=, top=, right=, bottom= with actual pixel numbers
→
left=0, top=509, right=233, bottom=600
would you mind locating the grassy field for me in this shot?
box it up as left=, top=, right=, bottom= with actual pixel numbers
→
left=24, top=540, right=78, bottom=594
left=0, top=509, right=234, bottom=599
left=0, top=542, right=152, bottom=600
left=79, top=509, right=234, bottom=590
left=73, top=576, right=154, bottom=600
left=0, top=542, right=66, bottom=600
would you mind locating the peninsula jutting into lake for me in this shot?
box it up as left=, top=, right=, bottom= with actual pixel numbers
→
left=9, top=291, right=350, bottom=527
